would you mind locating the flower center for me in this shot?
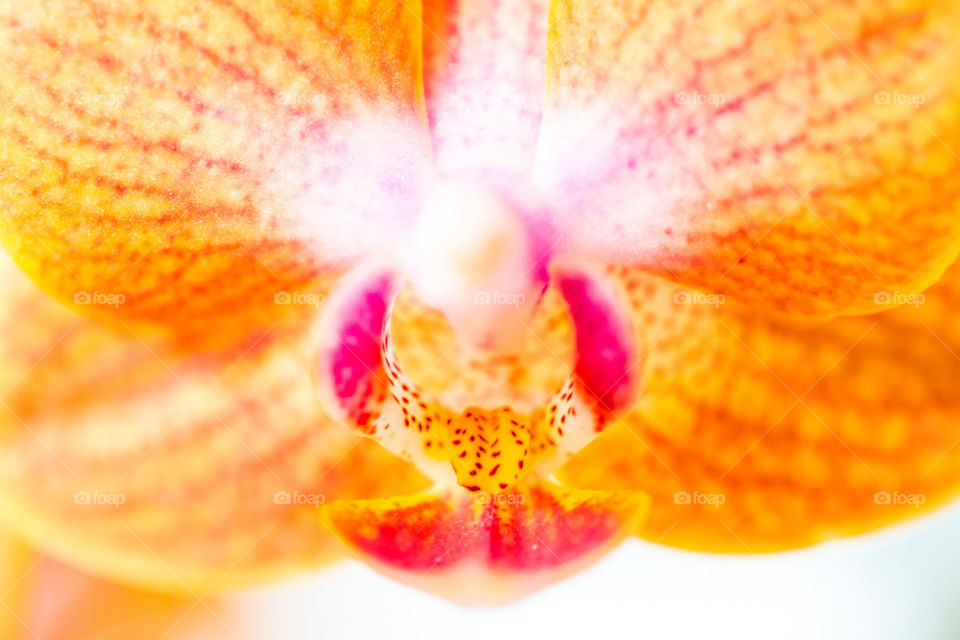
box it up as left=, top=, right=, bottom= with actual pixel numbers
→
left=406, top=178, right=545, bottom=352
left=315, top=257, right=641, bottom=493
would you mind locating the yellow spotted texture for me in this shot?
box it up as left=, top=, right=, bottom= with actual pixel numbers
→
left=352, top=291, right=608, bottom=493
left=559, top=259, right=960, bottom=551
left=0, top=0, right=431, bottom=347
left=540, top=0, right=960, bottom=317
left=0, top=252, right=426, bottom=592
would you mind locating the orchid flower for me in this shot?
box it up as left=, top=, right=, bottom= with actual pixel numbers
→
left=2, top=0, right=960, bottom=617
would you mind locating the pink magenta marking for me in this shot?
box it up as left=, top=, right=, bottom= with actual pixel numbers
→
left=556, top=270, right=637, bottom=412
left=341, top=491, right=622, bottom=571
left=328, top=271, right=395, bottom=411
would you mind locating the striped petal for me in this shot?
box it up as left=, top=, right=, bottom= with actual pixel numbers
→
left=559, top=259, right=960, bottom=551
left=0, top=251, right=426, bottom=592
left=0, top=0, right=431, bottom=346
left=539, top=0, right=960, bottom=316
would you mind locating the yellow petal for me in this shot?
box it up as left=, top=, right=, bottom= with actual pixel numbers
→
left=559, top=260, right=960, bottom=551
left=540, top=0, right=960, bottom=316
left=0, top=251, right=426, bottom=592
left=0, top=0, right=431, bottom=347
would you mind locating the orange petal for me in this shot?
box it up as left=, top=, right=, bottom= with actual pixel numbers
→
left=0, top=0, right=431, bottom=346
left=422, top=0, right=548, bottom=173
left=0, top=537, right=32, bottom=640
left=539, top=0, right=960, bottom=316
left=559, top=260, right=960, bottom=551
left=0, top=251, right=427, bottom=592
left=7, top=551, right=234, bottom=640
left=322, top=482, right=648, bottom=604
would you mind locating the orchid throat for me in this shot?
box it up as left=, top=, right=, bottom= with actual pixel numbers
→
left=316, top=174, right=640, bottom=494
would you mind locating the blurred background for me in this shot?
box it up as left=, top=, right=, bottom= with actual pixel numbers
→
left=7, top=500, right=960, bottom=640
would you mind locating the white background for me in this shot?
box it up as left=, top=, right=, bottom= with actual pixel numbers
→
left=219, top=503, right=960, bottom=640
